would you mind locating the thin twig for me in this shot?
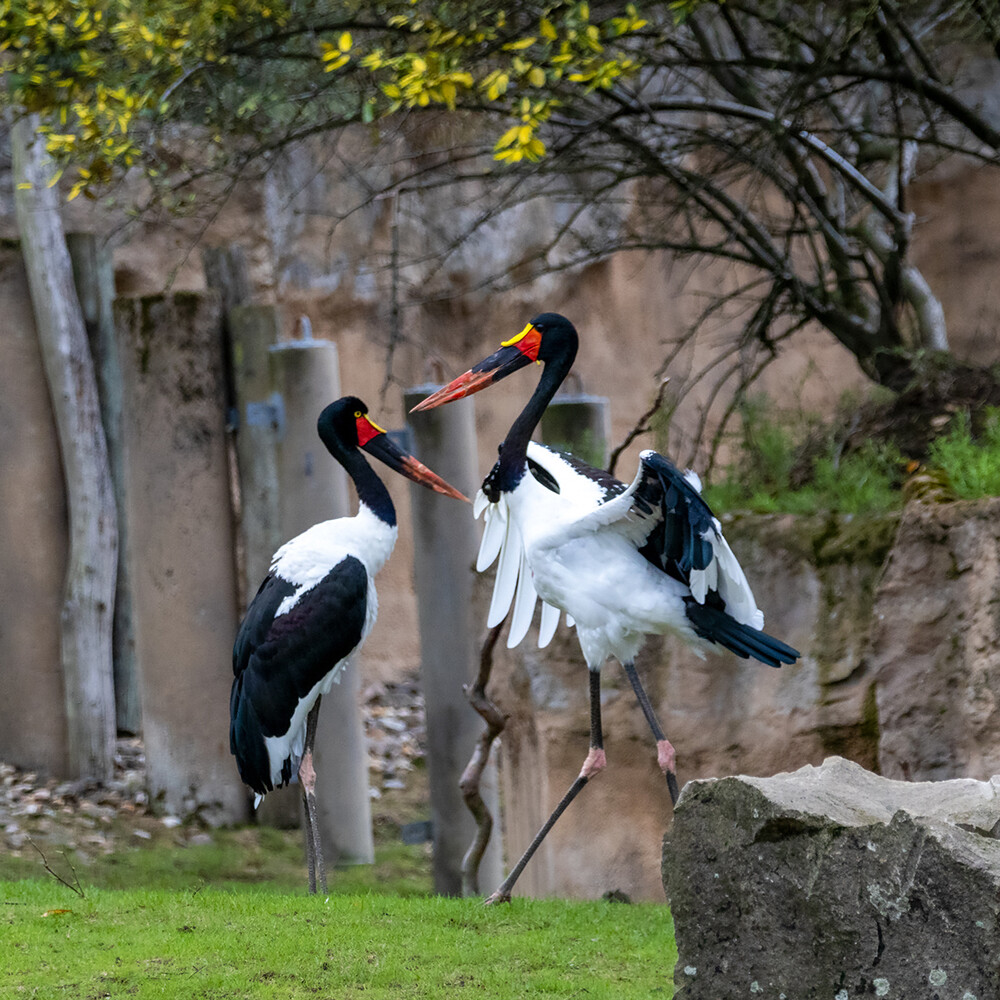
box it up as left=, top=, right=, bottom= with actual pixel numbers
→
left=459, top=622, right=509, bottom=897
left=607, top=377, right=672, bottom=477
left=29, top=839, right=85, bottom=898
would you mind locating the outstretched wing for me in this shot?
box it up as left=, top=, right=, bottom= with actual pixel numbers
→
left=476, top=442, right=614, bottom=649
left=544, top=448, right=764, bottom=629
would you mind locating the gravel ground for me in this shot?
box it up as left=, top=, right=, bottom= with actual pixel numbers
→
left=1, top=679, right=427, bottom=861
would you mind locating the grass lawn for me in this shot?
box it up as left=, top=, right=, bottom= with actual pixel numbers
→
left=3, top=880, right=675, bottom=998
left=1, top=772, right=676, bottom=998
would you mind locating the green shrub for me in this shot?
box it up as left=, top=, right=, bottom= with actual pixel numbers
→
left=702, top=395, right=903, bottom=515
left=926, top=407, right=1000, bottom=500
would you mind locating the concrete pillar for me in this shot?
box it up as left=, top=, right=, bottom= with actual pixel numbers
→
left=0, top=247, right=69, bottom=774
left=116, top=292, right=247, bottom=825
left=404, top=386, right=504, bottom=896
left=227, top=305, right=295, bottom=828
left=540, top=393, right=612, bottom=469
left=270, top=337, right=374, bottom=865
left=228, top=305, right=283, bottom=607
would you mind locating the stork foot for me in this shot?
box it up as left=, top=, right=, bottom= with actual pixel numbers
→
left=483, top=889, right=512, bottom=907
left=579, top=747, right=607, bottom=780
left=656, top=738, right=675, bottom=775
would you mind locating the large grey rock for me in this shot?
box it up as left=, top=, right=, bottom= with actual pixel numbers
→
left=662, top=757, right=1000, bottom=999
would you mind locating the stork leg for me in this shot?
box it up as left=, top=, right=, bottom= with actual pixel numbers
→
left=485, top=669, right=605, bottom=905
left=622, top=660, right=680, bottom=805
left=299, top=696, right=328, bottom=894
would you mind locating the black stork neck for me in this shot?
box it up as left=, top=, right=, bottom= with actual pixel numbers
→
left=339, top=448, right=397, bottom=527
left=317, top=399, right=398, bottom=528
left=496, top=316, right=578, bottom=493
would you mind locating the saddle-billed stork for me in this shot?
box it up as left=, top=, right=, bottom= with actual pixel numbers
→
left=230, top=396, right=467, bottom=892
left=412, top=313, right=800, bottom=903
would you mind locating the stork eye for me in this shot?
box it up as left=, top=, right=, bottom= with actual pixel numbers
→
left=354, top=410, right=363, bottom=418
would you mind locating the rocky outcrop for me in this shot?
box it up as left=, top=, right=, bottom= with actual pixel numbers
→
left=871, top=497, right=1000, bottom=782
left=662, top=757, right=1000, bottom=999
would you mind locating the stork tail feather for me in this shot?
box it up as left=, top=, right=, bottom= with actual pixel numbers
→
left=684, top=598, right=799, bottom=668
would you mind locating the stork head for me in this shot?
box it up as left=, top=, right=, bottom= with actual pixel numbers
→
left=318, top=397, right=468, bottom=501
left=410, top=312, right=579, bottom=412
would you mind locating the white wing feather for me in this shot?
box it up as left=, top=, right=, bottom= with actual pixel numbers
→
left=487, top=508, right=522, bottom=628
left=706, top=529, right=764, bottom=629
left=475, top=489, right=506, bottom=571
left=538, top=601, right=561, bottom=648
left=476, top=476, right=566, bottom=647
left=507, top=545, right=539, bottom=648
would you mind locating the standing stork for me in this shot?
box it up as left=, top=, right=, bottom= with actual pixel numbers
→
left=230, top=396, right=467, bottom=892
left=412, top=313, right=799, bottom=903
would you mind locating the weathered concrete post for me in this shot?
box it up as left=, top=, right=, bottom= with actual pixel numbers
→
left=539, top=393, right=611, bottom=469
left=67, top=232, right=140, bottom=736
left=116, top=292, right=247, bottom=824
left=404, top=387, right=504, bottom=896
left=0, top=246, right=69, bottom=775
left=270, top=334, right=374, bottom=865
left=228, top=305, right=283, bottom=609
left=227, top=304, right=292, bottom=827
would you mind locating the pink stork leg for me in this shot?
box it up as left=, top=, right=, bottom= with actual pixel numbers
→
left=485, top=669, right=605, bottom=905
left=622, top=661, right=680, bottom=805
left=298, top=696, right=328, bottom=894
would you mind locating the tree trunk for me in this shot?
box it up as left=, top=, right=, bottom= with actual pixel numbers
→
left=11, top=115, right=117, bottom=780
left=67, top=232, right=140, bottom=736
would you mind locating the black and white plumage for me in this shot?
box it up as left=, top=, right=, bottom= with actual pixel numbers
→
left=413, top=312, right=799, bottom=902
left=230, top=396, right=467, bottom=892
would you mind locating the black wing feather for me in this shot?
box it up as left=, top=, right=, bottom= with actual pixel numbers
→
left=230, top=555, right=368, bottom=794
left=630, top=453, right=801, bottom=667
left=633, top=452, right=717, bottom=584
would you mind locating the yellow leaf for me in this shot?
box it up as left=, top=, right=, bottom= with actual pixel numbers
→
left=505, top=36, right=536, bottom=51
left=16, top=182, right=33, bottom=191
left=539, top=17, right=557, bottom=40
left=338, top=31, right=352, bottom=52
left=496, top=124, right=521, bottom=149
left=528, top=67, right=545, bottom=87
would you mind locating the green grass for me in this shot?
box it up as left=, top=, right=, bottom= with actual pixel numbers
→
left=700, top=393, right=905, bottom=515
left=699, top=392, right=1000, bottom=515
left=3, top=881, right=675, bottom=998
left=0, top=821, right=434, bottom=897
left=0, top=770, right=437, bottom=896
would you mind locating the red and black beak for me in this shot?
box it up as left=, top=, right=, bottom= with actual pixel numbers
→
left=410, top=322, right=543, bottom=412
left=356, top=414, right=469, bottom=502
